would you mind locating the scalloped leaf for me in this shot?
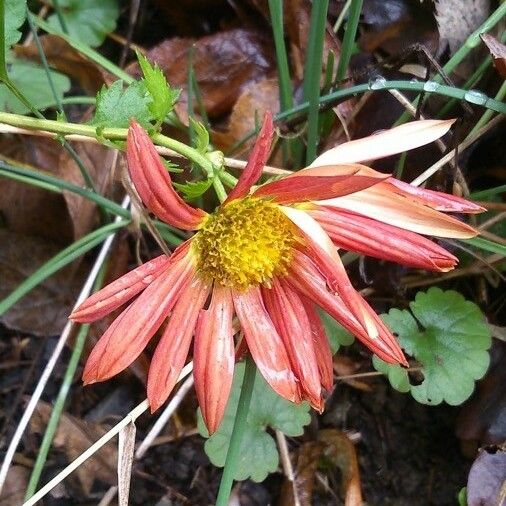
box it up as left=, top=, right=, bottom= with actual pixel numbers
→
left=5, top=0, right=27, bottom=48
left=376, top=288, right=491, bottom=406
left=318, top=309, right=355, bottom=354
left=197, top=362, right=311, bottom=482
left=47, top=0, right=119, bottom=47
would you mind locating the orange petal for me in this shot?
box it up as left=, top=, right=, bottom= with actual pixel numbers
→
left=262, top=280, right=322, bottom=410
left=253, top=165, right=389, bottom=203
left=127, top=120, right=207, bottom=230
left=288, top=251, right=406, bottom=365
left=300, top=297, right=334, bottom=391
left=385, top=179, right=485, bottom=213
left=71, top=243, right=190, bottom=322
left=225, top=111, right=274, bottom=203
left=309, top=119, right=455, bottom=166
left=193, top=285, right=235, bottom=434
left=233, top=287, right=299, bottom=402
left=147, top=276, right=211, bottom=412
left=311, top=207, right=458, bottom=272
left=82, top=255, right=194, bottom=384
left=319, top=184, right=478, bottom=238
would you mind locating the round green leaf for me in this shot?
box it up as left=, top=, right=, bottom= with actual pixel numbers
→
left=381, top=287, right=491, bottom=406
left=47, top=0, right=119, bottom=47
left=197, top=362, right=311, bottom=482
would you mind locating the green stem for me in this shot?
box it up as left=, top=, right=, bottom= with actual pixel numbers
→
left=395, top=2, right=506, bottom=125
left=215, top=358, right=256, bottom=506
left=470, top=184, right=506, bottom=200
left=303, top=0, right=329, bottom=163
left=467, top=80, right=506, bottom=138
left=212, top=176, right=228, bottom=203
left=335, top=0, right=363, bottom=83
left=51, top=0, right=68, bottom=33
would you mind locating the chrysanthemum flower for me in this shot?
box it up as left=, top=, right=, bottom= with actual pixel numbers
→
left=70, top=113, right=483, bottom=433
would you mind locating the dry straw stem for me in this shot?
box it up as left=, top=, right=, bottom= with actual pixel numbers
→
left=22, top=362, right=193, bottom=506
left=0, top=194, right=131, bottom=497
left=276, top=430, right=301, bottom=506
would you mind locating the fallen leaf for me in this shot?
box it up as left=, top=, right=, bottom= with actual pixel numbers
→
left=30, top=400, right=117, bottom=495
left=15, top=34, right=114, bottom=94
left=481, top=33, right=506, bottom=79
left=0, top=230, right=86, bottom=335
left=435, top=0, right=490, bottom=55
left=278, top=429, right=362, bottom=506
left=127, top=28, right=275, bottom=119
left=467, top=445, right=506, bottom=506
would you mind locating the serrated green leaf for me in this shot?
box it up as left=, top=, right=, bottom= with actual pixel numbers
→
left=137, top=52, right=180, bottom=125
left=189, top=117, right=209, bottom=154
left=173, top=178, right=213, bottom=200
left=318, top=309, right=354, bottom=354
left=198, top=362, right=311, bottom=482
left=47, top=0, right=119, bottom=47
left=379, top=288, right=491, bottom=406
left=91, top=80, right=151, bottom=129
left=0, top=60, right=70, bottom=114
left=5, top=0, right=27, bottom=48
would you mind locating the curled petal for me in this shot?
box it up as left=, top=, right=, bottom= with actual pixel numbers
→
left=319, top=184, right=478, bottom=238
left=254, top=165, right=388, bottom=203
left=194, top=285, right=235, bottom=434
left=233, top=287, right=299, bottom=402
left=309, top=119, right=455, bottom=166
left=385, top=179, right=485, bottom=213
left=311, top=207, right=458, bottom=271
left=147, top=276, right=211, bottom=412
left=263, top=280, right=322, bottom=410
left=225, top=111, right=274, bottom=203
left=127, top=120, right=207, bottom=230
left=288, top=251, right=407, bottom=365
left=301, top=297, right=334, bottom=391
left=83, top=254, right=195, bottom=384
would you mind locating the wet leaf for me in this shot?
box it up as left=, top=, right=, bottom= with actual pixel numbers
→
left=377, top=288, right=492, bottom=405
left=0, top=59, right=70, bottom=114
left=481, top=33, right=506, bottom=79
left=467, top=445, right=506, bottom=506
left=0, top=230, right=85, bottom=335
left=47, top=0, right=120, bottom=47
left=30, top=401, right=117, bottom=494
left=92, top=80, right=152, bottom=130
left=127, top=28, right=274, bottom=118
left=197, top=362, right=311, bottom=482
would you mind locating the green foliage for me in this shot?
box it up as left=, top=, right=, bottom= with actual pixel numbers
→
left=457, top=487, right=468, bottom=506
left=0, top=60, right=70, bottom=114
left=189, top=117, right=210, bottom=154
left=375, top=288, right=491, bottom=406
left=47, top=0, right=119, bottom=47
left=137, top=52, right=180, bottom=127
left=4, top=0, right=27, bottom=48
left=198, top=362, right=311, bottom=482
left=91, top=80, right=151, bottom=130
left=318, top=309, right=354, bottom=354
left=173, top=179, right=213, bottom=200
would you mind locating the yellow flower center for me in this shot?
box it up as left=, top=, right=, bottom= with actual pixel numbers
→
left=192, top=198, right=298, bottom=290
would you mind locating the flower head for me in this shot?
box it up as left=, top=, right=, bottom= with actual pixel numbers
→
left=70, top=114, right=483, bottom=433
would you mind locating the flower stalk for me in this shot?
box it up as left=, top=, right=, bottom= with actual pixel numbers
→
left=215, top=357, right=256, bottom=506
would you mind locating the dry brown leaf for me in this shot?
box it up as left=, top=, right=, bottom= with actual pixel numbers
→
left=481, top=33, right=506, bottom=79
left=30, top=401, right=117, bottom=495
left=15, top=34, right=114, bottom=94
left=0, top=230, right=86, bottom=335
left=0, top=466, right=28, bottom=505
left=127, top=28, right=274, bottom=119
left=278, top=429, right=362, bottom=506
